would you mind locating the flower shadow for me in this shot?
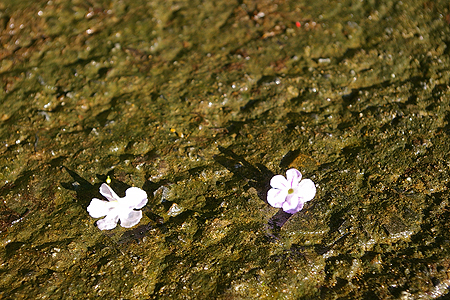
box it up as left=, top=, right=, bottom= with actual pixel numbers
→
left=214, top=146, right=273, bottom=201
left=60, top=166, right=103, bottom=209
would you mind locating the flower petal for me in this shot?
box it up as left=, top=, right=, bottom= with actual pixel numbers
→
left=99, top=183, right=120, bottom=202
left=282, top=194, right=299, bottom=212
left=267, top=188, right=287, bottom=208
left=87, top=198, right=110, bottom=218
left=286, top=168, right=302, bottom=188
left=122, top=187, right=148, bottom=209
left=96, top=213, right=119, bottom=230
left=119, top=210, right=143, bottom=228
left=270, top=175, right=289, bottom=189
left=297, top=179, right=316, bottom=203
left=283, top=200, right=304, bottom=214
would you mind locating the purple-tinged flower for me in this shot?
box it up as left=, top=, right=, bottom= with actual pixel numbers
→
left=87, top=183, right=148, bottom=230
left=267, top=168, right=316, bottom=214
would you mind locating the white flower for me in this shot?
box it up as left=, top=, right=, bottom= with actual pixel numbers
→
left=267, top=168, right=316, bottom=214
left=87, top=183, right=148, bottom=230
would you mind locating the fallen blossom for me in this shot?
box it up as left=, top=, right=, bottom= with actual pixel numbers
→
left=267, top=168, right=316, bottom=214
left=87, top=183, right=148, bottom=230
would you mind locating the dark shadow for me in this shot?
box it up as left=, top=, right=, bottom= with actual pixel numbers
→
left=214, top=145, right=273, bottom=202
left=116, top=222, right=154, bottom=244
left=5, top=241, right=25, bottom=258
left=267, top=210, right=293, bottom=228
left=60, top=166, right=100, bottom=209
left=279, top=149, right=301, bottom=169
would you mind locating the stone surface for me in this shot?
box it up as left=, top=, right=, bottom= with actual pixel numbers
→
left=1, top=0, right=450, bottom=298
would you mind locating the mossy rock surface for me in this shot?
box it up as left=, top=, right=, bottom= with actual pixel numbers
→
left=1, top=0, right=450, bottom=298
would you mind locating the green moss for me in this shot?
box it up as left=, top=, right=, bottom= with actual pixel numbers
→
left=1, top=0, right=450, bottom=298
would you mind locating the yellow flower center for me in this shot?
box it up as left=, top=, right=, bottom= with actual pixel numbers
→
left=288, top=188, right=294, bottom=194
